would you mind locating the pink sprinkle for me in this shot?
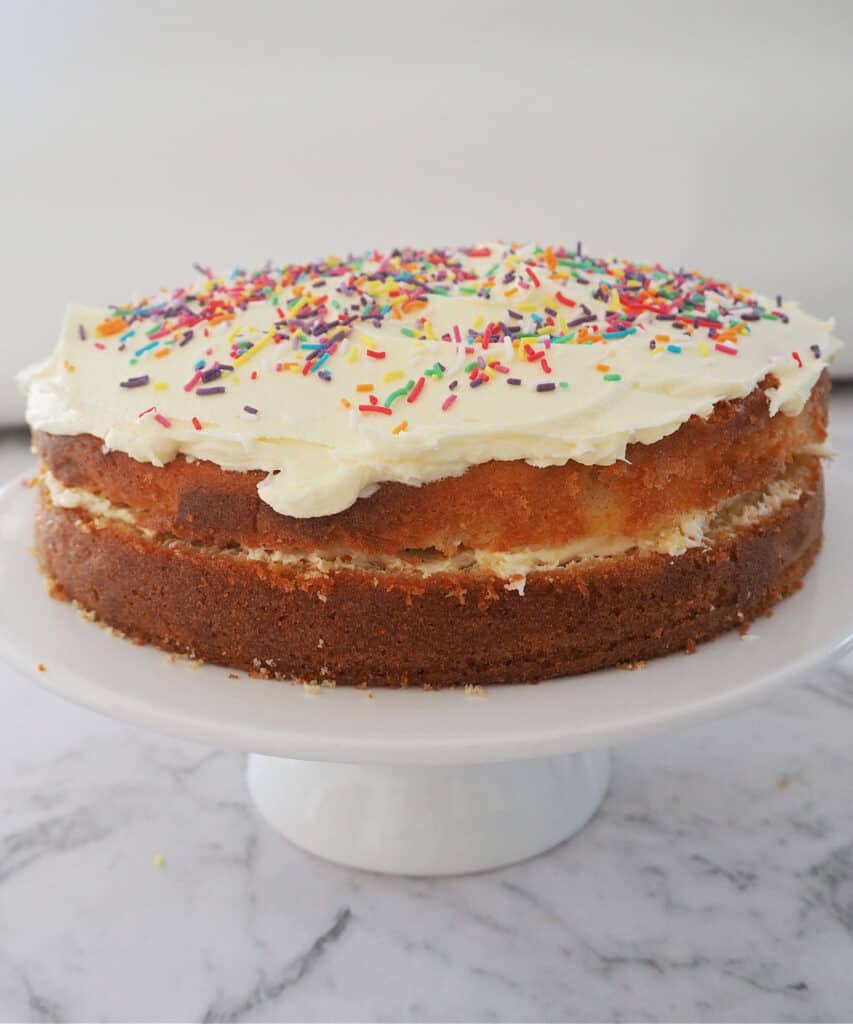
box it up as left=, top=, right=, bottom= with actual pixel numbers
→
left=94, top=342, right=106, bottom=350
left=715, top=342, right=738, bottom=356
left=489, top=362, right=510, bottom=374
left=137, top=406, right=156, bottom=419
left=441, top=394, right=457, bottom=412
left=453, top=324, right=462, bottom=345
left=154, top=413, right=171, bottom=428
left=183, top=370, right=202, bottom=392
left=191, top=416, right=202, bottom=431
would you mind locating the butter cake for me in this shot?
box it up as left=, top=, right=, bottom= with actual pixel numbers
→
left=20, top=243, right=840, bottom=686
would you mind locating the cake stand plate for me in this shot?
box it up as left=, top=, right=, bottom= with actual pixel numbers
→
left=1, top=464, right=851, bottom=875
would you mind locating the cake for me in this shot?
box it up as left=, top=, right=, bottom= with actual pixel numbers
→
left=19, top=243, right=840, bottom=687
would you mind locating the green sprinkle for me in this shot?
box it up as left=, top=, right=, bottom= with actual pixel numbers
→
left=401, top=327, right=417, bottom=337
left=558, top=381, right=569, bottom=389
left=384, top=381, right=414, bottom=407
left=603, top=373, right=622, bottom=382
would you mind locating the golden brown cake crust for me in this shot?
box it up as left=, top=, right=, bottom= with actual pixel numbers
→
left=33, top=372, right=829, bottom=558
left=34, top=461, right=824, bottom=688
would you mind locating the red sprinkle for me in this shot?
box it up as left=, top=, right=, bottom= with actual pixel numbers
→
left=715, top=342, right=739, bottom=356
left=541, top=357, right=552, bottom=375
left=792, top=350, right=803, bottom=368
left=358, top=404, right=392, bottom=415
left=407, top=376, right=426, bottom=403
left=191, top=416, right=202, bottom=431
left=526, top=267, right=541, bottom=287
left=365, top=349, right=386, bottom=359
left=556, top=291, right=576, bottom=308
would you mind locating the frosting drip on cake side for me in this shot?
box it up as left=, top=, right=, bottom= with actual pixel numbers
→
left=20, top=243, right=842, bottom=518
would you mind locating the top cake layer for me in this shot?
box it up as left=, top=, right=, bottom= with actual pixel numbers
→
left=20, top=243, right=841, bottom=518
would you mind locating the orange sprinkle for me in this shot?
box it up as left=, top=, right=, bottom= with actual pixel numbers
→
left=95, top=317, right=128, bottom=337
left=64, top=359, right=75, bottom=373
left=654, top=334, right=670, bottom=343
left=155, top=348, right=171, bottom=359
left=356, top=383, right=374, bottom=393
left=392, top=420, right=409, bottom=435
left=340, top=397, right=352, bottom=409
left=596, top=362, right=610, bottom=372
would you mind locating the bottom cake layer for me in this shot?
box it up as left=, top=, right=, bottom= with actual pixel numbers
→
left=34, top=463, right=824, bottom=687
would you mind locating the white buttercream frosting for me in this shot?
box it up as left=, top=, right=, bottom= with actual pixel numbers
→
left=20, top=243, right=841, bottom=518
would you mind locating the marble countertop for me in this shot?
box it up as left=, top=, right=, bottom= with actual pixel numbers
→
left=2, top=394, right=853, bottom=1024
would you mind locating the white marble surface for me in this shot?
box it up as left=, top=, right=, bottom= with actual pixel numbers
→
left=1, top=396, right=853, bottom=1024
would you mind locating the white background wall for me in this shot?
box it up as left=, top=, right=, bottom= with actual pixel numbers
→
left=1, top=0, right=851, bottom=423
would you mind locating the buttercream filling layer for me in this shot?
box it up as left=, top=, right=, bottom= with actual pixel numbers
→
left=41, top=468, right=808, bottom=589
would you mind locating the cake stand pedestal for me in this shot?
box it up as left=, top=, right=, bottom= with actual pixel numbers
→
left=1, top=465, right=851, bottom=876
left=247, top=750, right=610, bottom=875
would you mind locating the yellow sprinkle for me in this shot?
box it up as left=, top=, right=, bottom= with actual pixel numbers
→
left=392, top=420, right=408, bottom=435
left=607, top=290, right=622, bottom=311
left=233, top=329, right=273, bottom=368
left=358, top=333, right=375, bottom=348
left=424, top=319, right=435, bottom=340
left=517, top=303, right=537, bottom=313
left=64, top=360, right=75, bottom=373
left=289, top=295, right=309, bottom=316
left=383, top=370, right=405, bottom=383
left=228, top=324, right=242, bottom=343
left=699, top=341, right=709, bottom=357
left=153, top=382, right=168, bottom=392
left=473, top=315, right=484, bottom=329
left=558, top=315, right=568, bottom=334
left=153, top=853, right=166, bottom=868
left=348, top=347, right=359, bottom=363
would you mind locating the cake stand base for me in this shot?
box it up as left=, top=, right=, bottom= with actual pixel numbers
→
left=246, top=749, right=611, bottom=875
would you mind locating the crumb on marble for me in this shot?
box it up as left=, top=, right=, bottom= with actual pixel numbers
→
left=37, top=662, right=46, bottom=672
left=153, top=853, right=166, bottom=867
left=464, top=683, right=487, bottom=698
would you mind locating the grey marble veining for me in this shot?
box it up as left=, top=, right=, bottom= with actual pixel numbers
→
left=1, top=395, right=853, bottom=1023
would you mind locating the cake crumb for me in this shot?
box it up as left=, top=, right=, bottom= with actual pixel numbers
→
left=320, top=679, right=336, bottom=689
left=464, top=683, right=487, bottom=698
left=152, top=853, right=166, bottom=867
left=777, top=774, right=792, bottom=789
left=620, top=660, right=646, bottom=671
left=37, top=663, right=46, bottom=672
left=227, top=672, right=239, bottom=679
left=302, top=681, right=321, bottom=695
left=685, top=638, right=697, bottom=655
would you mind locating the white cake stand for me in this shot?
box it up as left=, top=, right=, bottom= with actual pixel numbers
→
left=1, top=465, right=851, bottom=876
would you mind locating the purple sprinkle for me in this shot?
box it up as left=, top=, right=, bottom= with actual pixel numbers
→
left=119, top=375, right=149, bottom=388
left=811, top=344, right=821, bottom=358
left=566, top=313, right=597, bottom=328
left=317, top=370, right=332, bottom=381
left=507, top=309, right=523, bottom=320
left=776, top=295, right=783, bottom=308
left=740, top=311, right=760, bottom=322
left=470, top=378, right=485, bottom=389
left=536, top=382, right=556, bottom=392
left=196, top=386, right=226, bottom=396
left=179, top=330, right=194, bottom=346
left=544, top=306, right=557, bottom=316
left=576, top=240, right=583, bottom=257
left=449, top=380, right=459, bottom=391
left=201, top=367, right=222, bottom=383
left=436, top=362, right=446, bottom=372
left=78, top=324, right=86, bottom=341
left=243, top=404, right=258, bottom=414
left=507, top=377, right=522, bottom=386
left=649, top=340, right=656, bottom=349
